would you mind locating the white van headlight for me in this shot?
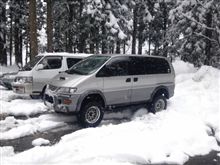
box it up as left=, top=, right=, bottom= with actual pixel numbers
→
left=15, top=77, right=33, bottom=83
left=56, top=87, right=77, bottom=94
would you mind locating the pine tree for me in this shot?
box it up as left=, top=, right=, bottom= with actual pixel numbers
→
left=168, top=0, right=220, bottom=66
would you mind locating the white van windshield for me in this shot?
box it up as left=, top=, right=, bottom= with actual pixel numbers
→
left=22, top=56, right=43, bottom=71
left=66, top=56, right=110, bottom=75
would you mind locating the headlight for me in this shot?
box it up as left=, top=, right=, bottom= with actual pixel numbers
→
left=15, top=77, right=33, bottom=83
left=56, top=87, right=77, bottom=94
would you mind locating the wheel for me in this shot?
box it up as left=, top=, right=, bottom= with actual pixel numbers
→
left=30, top=87, right=46, bottom=100
left=78, top=101, right=104, bottom=127
left=150, top=95, right=167, bottom=113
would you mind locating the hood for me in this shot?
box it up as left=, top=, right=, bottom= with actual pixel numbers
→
left=16, top=70, right=32, bottom=77
left=49, top=72, right=89, bottom=87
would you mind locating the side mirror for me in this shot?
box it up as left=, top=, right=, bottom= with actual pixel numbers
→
left=36, top=64, right=44, bottom=71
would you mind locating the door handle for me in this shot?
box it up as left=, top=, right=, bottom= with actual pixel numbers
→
left=134, top=77, right=138, bottom=82
left=126, top=78, right=131, bottom=82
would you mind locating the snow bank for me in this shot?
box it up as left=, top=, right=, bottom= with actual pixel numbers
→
left=1, top=59, right=220, bottom=165
left=172, top=58, right=197, bottom=75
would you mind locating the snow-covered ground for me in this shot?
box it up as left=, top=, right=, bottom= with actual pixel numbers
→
left=1, top=59, right=220, bottom=165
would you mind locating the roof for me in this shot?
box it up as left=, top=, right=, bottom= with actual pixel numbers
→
left=37, top=52, right=93, bottom=58
left=93, top=54, right=167, bottom=59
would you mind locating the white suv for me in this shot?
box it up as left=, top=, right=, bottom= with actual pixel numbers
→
left=44, top=54, right=175, bottom=127
left=12, top=52, right=91, bottom=99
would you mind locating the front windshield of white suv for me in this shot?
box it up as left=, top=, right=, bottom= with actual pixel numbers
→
left=66, top=55, right=110, bottom=75
left=22, top=56, right=43, bottom=71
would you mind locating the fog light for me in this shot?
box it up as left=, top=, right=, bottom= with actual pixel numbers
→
left=63, top=99, right=72, bottom=105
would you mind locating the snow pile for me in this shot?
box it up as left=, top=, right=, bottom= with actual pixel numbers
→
left=0, top=116, right=66, bottom=140
left=172, top=58, right=197, bottom=75
left=171, top=63, right=220, bottom=142
left=0, top=86, right=48, bottom=116
left=1, top=59, right=220, bottom=165
left=1, top=99, right=48, bottom=117
left=32, top=138, right=50, bottom=146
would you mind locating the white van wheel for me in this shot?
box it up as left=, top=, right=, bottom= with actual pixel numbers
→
left=78, top=101, right=104, bottom=127
left=150, top=95, right=167, bottom=113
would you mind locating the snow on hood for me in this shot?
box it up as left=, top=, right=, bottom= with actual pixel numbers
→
left=15, top=70, right=33, bottom=77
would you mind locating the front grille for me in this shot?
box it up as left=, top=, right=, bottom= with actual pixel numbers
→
left=48, top=84, right=58, bottom=91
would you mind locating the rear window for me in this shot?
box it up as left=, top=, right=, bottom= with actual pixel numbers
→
left=66, top=58, right=82, bottom=68
left=131, top=57, right=171, bottom=75
left=145, top=58, right=171, bottom=74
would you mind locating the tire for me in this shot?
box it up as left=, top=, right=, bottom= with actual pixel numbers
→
left=78, top=101, right=104, bottom=127
left=40, top=86, right=46, bottom=100
left=30, top=87, right=46, bottom=100
left=150, top=95, right=167, bottom=113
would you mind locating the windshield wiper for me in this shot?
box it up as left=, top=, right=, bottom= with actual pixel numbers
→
left=66, top=68, right=85, bottom=75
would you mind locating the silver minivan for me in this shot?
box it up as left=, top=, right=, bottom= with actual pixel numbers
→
left=44, top=54, right=175, bottom=127
left=12, top=52, right=91, bottom=99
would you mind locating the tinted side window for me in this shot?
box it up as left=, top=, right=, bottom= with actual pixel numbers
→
left=67, top=58, right=81, bottom=68
left=98, top=57, right=130, bottom=77
left=145, top=57, right=171, bottom=74
left=39, top=56, right=62, bottom=70
left=130, top=57, right=145, bottom=75
left=108, top=57, right=130, bottom=76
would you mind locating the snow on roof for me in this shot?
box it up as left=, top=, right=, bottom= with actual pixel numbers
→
left=37, top=52, right=93, bottom=58
left=95, top=54, right=168, bottom=59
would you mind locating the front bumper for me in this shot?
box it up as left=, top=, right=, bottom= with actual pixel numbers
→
left=12, top=82, right=33, bottom=94
left=44, top=88, right=80, bottom=113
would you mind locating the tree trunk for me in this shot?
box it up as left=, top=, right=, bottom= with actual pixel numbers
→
left=123, top=40, right=126, bottom=54
left=204, top=9, right=213, bottom=65
left=29, top=0, right=38, bottom=60
left=161, top=1, right=168, bottom=57
left=0, top=0, right=7, bottom=65
left=132, top=6, right=138, bottom=54
left=67, top=3, right=73, bottom=53
left=14, top=6, right=22, bottom=65
left=101, top=23, right=108, bottom=54
left=148, top=23, right=151, bottom=55
left=26, top=42, right=29, bottom=65
left=19, top=30, right=23, bottom=66
left=9, top=7, right=13, bottom=66
left=89, top=18, right=96, bottom=54
left=47, top=0, right=53, bottom=52
left=138, top=16, right=145, bottom=55
left=116, top=39, right=120, bottom=54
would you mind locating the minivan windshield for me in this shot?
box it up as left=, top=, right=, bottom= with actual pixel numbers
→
left=22, top=56, right=43, bottom=71
left=66, top=55, right=110, bottom=75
